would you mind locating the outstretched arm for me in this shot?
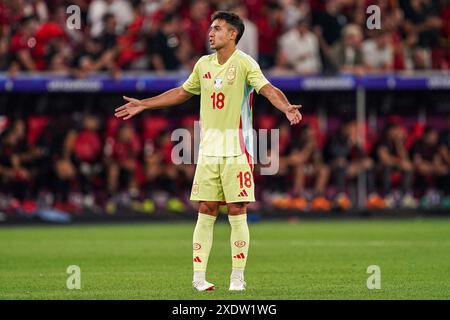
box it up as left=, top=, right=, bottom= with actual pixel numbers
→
left=259, top=83, right=302, bottom=125
left=114, top=87, right=193, bottom=120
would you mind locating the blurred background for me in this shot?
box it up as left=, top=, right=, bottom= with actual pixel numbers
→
left=0, top=0, right=449, bottom=224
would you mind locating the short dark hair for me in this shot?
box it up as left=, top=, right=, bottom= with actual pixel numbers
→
left=211, top=11, right=245, bottom=44
left=163, top=13, right=177, bottom=24
left=102, top=13, right=115, bottom=24
left=20, top=15, right=37, bottom=26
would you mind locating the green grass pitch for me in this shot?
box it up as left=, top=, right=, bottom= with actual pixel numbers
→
left=1, top=218, right=450, bottom=299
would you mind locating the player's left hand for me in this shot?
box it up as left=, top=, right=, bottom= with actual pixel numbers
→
left=285, top=104, right=302, bottom=125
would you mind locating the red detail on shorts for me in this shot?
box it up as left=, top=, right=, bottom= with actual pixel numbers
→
left=238, top=118, right=254, bottom=172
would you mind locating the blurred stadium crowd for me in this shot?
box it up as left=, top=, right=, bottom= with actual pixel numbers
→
left=1, top=0, right=450, bottom=216
left=0, top=111, right=449, bottom=214
left=0, top=0, right=450, bottom=75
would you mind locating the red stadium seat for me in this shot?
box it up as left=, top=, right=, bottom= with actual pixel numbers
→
left=133, top=160, right=146, bottom=187
left=390, top=171, right=402, bottom=186
left=105, top=116, right=122, bottom=139
left=405, top=122, right=425, bottom=150
left=181, top=115, right=199, bottom=128
left=142, top=116, right=170, bottom=141
left=27, top=115, right=49, bottom=146
left=256, top=115, right=277, bottom=130
left=300, top=115, right=325, bottom=149
left=0, top=116, right=9, bottom=135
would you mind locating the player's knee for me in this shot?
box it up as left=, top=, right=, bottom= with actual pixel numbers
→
left=227, top=203, right=247, bottom=215
left=198, top=201, right=219, bottom=216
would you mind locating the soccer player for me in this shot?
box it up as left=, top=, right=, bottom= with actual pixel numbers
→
left=114, top=11, right=302, bottom=291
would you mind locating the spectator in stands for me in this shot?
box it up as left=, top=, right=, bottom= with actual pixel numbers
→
left=0, top=119, right=44, bottom=204
left=71, top=27, right=119, bottom=78
left=105, top=123, right=141, bottom=196
left=171, top=119, right=197, bottom=196
left=264, top=119, right=323, bottom=211
left=362, top=30, right=394, bottom=72
left=409, top=47, right=433, bottom=70
left=277, top=16, right=322, bottom=75
left=439, top=129, right=450, bottom=166
left=264, top=120, right=291, bottom=190
left=98, top=13, right=119, bottom=51
left=143, top=131, right=184, bottom=211
left=144, top=148, right=167, bottom=197
left=256, top=1, right=284, bottom=69
left=400, top=0, right=444, bottom=69
left=438, top=128, right=450, bottom=197
left=281, top=0, right=311, bottom=30
left=52, top=2, right=86, bottom=44
left=232, top=3, right=258, bottom=61
left=9, top=15, right=39, bottom=73
left=383, top=6, right=412, bottom=71
left=287, top=124, right=331, bottom=210
left=182, top=0, right=211, bottom=59
left=412, top=127, right=450, bottom=206
left=116, top=0, right=147, bottom=70
left=0, top=29, right=8, bottom=71
left=442, top=1, right=450, bottom=37
left=0, top=0, right=24, bottom=33
left=66, top=114, right=103, bottom=209
left=146, top=0, right=181, bottom=36
left=330, top=23, right=366, bottom=75
left=400, top=0, right=442, bottom=49
left=324, top=119, right=384, bottom=210
left=441, top=3, right=450, bottom=69
left=96, top=12, right=121, bottom=75
left=373, top=122, right=416, bottom=208
left=312, top=0, right=347, bottom=47
left=87, top=0, right=133, bottom=38
left=0, top=123, right=30, bottom=201
left=33, top=14, right=70, bottom=72
left=23, top=0, right=49, bottom=23
left=148, top=13, right=190, bottom=72
left=1, top=0, right=450, bottom=74
left=347, top=0, right=366, bottom=29
left=35, top=116, right=77, bottom=210
left=71, top=37, right=101, bottom=77
left=144, top=132, right=177, bottom=199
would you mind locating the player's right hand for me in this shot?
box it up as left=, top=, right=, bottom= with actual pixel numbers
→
left=114, top=96, right=145, bottom=120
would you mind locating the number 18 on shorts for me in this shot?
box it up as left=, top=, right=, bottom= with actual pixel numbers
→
left=190, top=153, right=255, bottom=203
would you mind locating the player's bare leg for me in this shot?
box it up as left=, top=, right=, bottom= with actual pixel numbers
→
left=227, top=202, right=249, bottom=291
left=192, top=201, right=219, bottom=291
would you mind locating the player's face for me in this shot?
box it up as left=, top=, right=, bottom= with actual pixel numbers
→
left=208, top=19, right=236, bottom=50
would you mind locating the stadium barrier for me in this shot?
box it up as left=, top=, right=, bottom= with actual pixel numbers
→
left=2, top=73, right=450, bottom=92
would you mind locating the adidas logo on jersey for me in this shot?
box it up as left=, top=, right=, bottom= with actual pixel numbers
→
left=233, top=252, right=245, bottom=259
left=193, top=256, right=202, bottom=263
left=203, top=72, right=212, bottom=79
left=238, top=189, right=248, bottom=197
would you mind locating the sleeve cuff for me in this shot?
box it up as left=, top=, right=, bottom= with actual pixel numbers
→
left=254, top=81, right=270, bottom=94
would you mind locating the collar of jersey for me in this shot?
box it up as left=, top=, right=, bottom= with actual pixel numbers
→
left=213, top=49, right=239, bottom=66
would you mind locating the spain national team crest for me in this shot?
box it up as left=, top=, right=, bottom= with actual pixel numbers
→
left=227, top=65, right=237, bottom=84
left=192, top=183, right=199, bottom=195
left=214, top=78, right=223, bottom=89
